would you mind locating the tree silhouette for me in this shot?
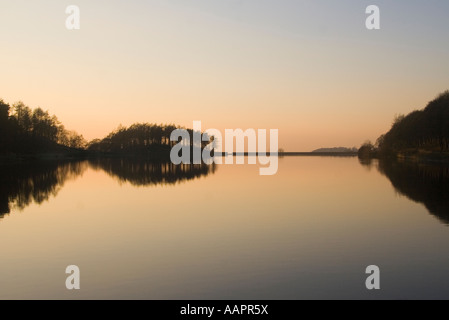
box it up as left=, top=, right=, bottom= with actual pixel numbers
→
left=0, top=98, right=86, bottom=154
left=360, top=91, right=449, bottom=157
left=0, top=99, right=11, bottom=152
left=377, top=91, right=449, bottom=154
left=87, top=122, right=212, bottom=159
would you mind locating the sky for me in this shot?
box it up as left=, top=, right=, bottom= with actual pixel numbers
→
left=1, top=0, right=449, bottom=151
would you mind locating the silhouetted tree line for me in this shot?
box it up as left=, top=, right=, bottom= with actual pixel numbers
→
left=359, top=91, right=449, bottom=157
left=87, top=123, right=211, bottom=156
left=0, top=99, right=86, bottom=154
left=1, top=97, right=213, bottom=157
left=0, top=161, right=87, bottom=217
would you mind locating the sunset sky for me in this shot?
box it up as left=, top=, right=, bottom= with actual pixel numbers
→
left=1, top=0, right=449, bottom=151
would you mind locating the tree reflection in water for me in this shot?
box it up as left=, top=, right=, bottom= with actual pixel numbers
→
left=360, top=158, right=449, bottom=225
left=0, top=159, right=216, bottom=218
left=88, top=158, right=215, bottom=187
left=0, top=161, right=88, bottom=217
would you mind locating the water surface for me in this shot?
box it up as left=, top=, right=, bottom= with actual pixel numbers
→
left=1, top=157, right=448, bottom=299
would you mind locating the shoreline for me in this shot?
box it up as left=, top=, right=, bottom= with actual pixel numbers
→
left=359, top=150, right=449, bottom=164
left=0, top=151, right=359, bottom=165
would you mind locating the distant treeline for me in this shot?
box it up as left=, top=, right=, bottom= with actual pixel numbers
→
left=0, top=98, right=209, bottom=157
left=359, top=91, right=449, bottom=158
left=0, top=99, right=86, bottom=154
left=87, top=123, right=208, bottom=155
left=312, top=147, right=358, bottom=153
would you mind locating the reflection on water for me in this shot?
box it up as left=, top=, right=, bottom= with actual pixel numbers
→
left=0, top=161, right=87, bottom=218
left=0, top=159, right=216, bottom=218
left=89, top=158, right=215, bottom=187
left=2, top=157, right=448, bottom=226
left=2, top=156, right=449, bottom=299
left=360, top=158, right=449, bottom=225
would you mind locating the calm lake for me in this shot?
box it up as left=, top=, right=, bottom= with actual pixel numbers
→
left=1, top=156, right=449, bottom=299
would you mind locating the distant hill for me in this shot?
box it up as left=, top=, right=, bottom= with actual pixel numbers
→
left=312, top=147, right=357, bottom=153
